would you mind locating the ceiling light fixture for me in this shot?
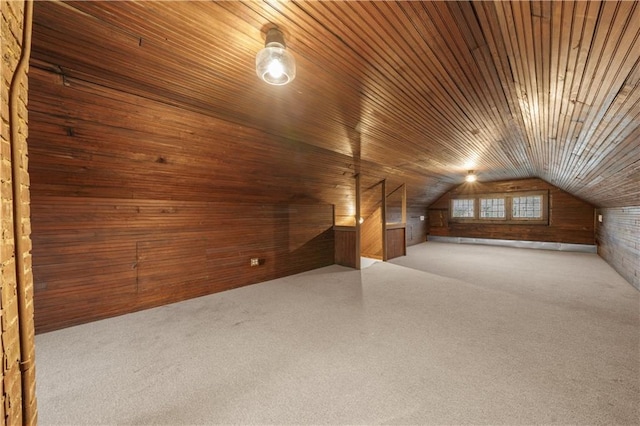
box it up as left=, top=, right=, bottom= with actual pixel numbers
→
left=256, top=27, right=296, bottom=85
left=465, top=170, right=477, bottom=183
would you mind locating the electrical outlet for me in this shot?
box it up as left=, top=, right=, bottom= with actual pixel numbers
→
left=250, top=258, right=259, bottom=266
left=420, top=216, right=425, bottom=221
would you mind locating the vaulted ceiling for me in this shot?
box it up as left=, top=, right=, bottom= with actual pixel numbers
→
left=30, top=1, right=639, bottom=211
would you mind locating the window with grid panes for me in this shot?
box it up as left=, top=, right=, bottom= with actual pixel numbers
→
left=449, top=190, right=548, bottom=224
left=480, top=198, right=505, bottom=219
left=512, top=195, right=543, bottom=219
left=451, top=198, right=474, bottom=218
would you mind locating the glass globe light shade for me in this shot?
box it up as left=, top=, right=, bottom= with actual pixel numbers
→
left=256, top=29, right=296, bottom=85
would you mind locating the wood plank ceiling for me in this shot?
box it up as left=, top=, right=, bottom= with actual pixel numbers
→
left=30, top=1, right=640, bottom=209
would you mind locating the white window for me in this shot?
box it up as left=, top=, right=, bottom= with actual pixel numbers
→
left=512, top=195, right=543, bottom=219
left=452, top=199, right=474, bottom=218
left=480, top=198, right=505, bottom=219
left=449, top=191, right=548, bottom=224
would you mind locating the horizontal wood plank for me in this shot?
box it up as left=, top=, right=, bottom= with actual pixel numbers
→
left=32, top=197, right=335, bottom=332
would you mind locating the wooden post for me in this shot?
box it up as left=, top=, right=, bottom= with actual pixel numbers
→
left=355, top=174, right=361, bottom=270
left=381, top=179, right=387, bottom=261
left=402, top=183, right=407, bottom=256
left=401, top=183, right=407, bottom=224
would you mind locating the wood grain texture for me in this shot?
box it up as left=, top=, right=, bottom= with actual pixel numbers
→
left=596, top=207, right=640, bottom=290
left=28, top=67, right=358, bottom=209
left=386, top=184, right=405, bottom=224
left=32, top=197, right=334, bottom=332
left=386, top=228, right=406, bottom=260
left=28, top=65, right=338, bottom=332
left=361, top=208, right=383, bottom=260
left=406, top=207, right=428, bottom=247
left=26, top=0, right=640, bottom=324
left=428, top=178, right=595, bottom=245
left=360, top=180, right=385, bottom=260
left=334, top=228, right=357, bottom=268
left=30, top=0, right=640, bottom=210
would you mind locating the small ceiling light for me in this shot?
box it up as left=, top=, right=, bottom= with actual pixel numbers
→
left=465, top=170, right=477, bottom=182
left=256, top=27, right=296, bottom=85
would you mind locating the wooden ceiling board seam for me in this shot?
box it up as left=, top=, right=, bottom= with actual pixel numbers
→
left=498, top=2, right=537, bottom=170
left=472, top=2, right=526, bottom=123
left=28, top=79, right=360, bottom=191
left=271, top=1, right=418, bottom=127
left=575, top=100, right=640, bottom=187
left=28, top=0, right=640, bottom=208
left=547, top=0, right=567, bottom=174
left=532, top=1, right=551, bottom=172
left=512, top=0, right=545, bottom=172
left=396, top=1, right=503, bottom=137
left=296, top=1, right=490, bottom=165
left=328, top=0, right=478, bottom=143
left=37, top=1, right=356, bottom=158
left=565, top=3, right=640, bottom=177
left=561, top=0, right=604, bottom=169
left=576, top=114, right=640, bottom=181
left=455, top=2, right=521, bottom=136
left=574, top=1, right=631, bottom=106
left=384, top=3, right=480, bottom=128
left=517, top=0, right=547, bottom=172
left=440, top=1, right=516, bottom=133
left=474, top=2, right=535, bottom=165
left=562, top=1, right=625, bottom=173
left=30, top=26, right=274, bottom=138
left=300, top=0, right=528, bottom=176
left=246, top=0, right=480, bottom=164
left=47, top=59, right=360, bottom=162
left=228, top=1, right=381, bottom=109
left=535, top=0, right=552, bottom=173
left=570, top=78, right=640, bottom=183
left=469, top=2, right=536, bottom=172
left=491, top=1, right=539, bottom=173
left=553, top=0, right=598, bottom=186
left=569, top=159, right=640, bottom=206
left=338, top=1, right=481, bottom=140
left=420, top=1, right=500, bottom=126
left=549, top=0, right=578, bottom=180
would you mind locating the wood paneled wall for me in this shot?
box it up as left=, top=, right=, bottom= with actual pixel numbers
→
left=360, top=178, right=384, bottom=260
left=596, top=207, right=639, bottom=290
left=28, top=66, right=342, bottom=332
left=32, top=198, right=334, bottom=332
left=386, top=184, right=404, bottom=224
left=361, top=207, right=383, bottom=260
left=386, top=228, right=406, bottom=260
left=406, top=206, right=427, bottom=246
left=334, top=228, right=357, bottom=268
left=28, top=67, right=357, bottom=207
left=428, top=178, right=595, bottom=245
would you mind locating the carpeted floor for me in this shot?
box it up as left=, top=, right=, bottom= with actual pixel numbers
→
left=35, top=242, right=639, bottom=425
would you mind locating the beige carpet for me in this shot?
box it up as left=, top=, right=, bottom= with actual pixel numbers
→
left=35, top=242, right=639, bottom=425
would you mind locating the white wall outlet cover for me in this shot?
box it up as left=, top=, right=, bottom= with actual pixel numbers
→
left=420, top=216, right=425, bottom=221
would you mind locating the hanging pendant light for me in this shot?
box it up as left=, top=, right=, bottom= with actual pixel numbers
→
left=256, top=27, right=296, bottom=85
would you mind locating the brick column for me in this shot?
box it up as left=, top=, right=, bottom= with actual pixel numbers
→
left=1, top=0, right=37, bottom=424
